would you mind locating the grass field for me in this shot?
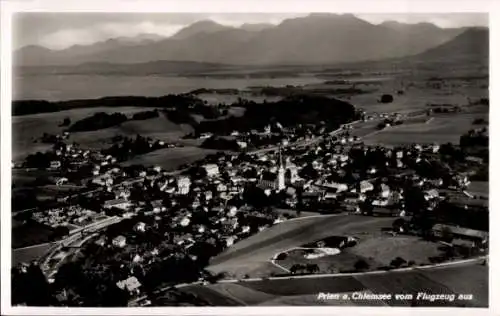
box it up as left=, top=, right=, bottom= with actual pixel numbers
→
left=363, top=111, right=488, bottom=146
left=12, top=242, right=56, bottom=266
left=208, top=214, right=394, bottom=278
left=275, top=234, right=443, bottom=274
left=121, top=146, right=217, bottom=171
left=348, top=235, right=443, bottom=267
left=12, top=221, right=55, bottom=249
left=182, top=261, right=487, bottom=306
left=12, top=106, right=189, bottom=160
left=467, top=181, right=489, bottom=197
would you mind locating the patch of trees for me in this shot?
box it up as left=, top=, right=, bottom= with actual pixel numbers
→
left=68, top=112, right=127, bottom=132
left=131, top=109, right=159, bottom=120
left=12, top=94, right=204, bottom=116
left=379, top=94, right=393, bottom=103
left=24, top=151, right=57, bottom=169
left=194, top=95, right=357, bottom=135
left=200, top=137, right=239, bottom=151
left=290, top=263, right=320, bottom=275
left=460, top=129, right=488, bottom=148
left=390, top=257, right=407, bottom=268
left=434, top=201, right=488, bottom=231
left=472, top=118, right=488, bottom=125
left=189, top=88, right=239, bottom=95
left=102, top=134, right=166, bottom=162
left=354, top=259, right=370, bottom=271
left=12, top=263, right=53, bottom=306
left=57, top=117, right=72, bottom=127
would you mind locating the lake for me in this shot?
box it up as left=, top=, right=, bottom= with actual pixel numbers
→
left=14, top=74, right=324, bottom=101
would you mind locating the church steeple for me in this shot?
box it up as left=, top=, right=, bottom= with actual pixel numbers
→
left=279, top=146, right=284, bottom=169
left=277, top=146, right=285, bottom=191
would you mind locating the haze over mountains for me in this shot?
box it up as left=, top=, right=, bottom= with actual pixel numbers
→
left=16, top=13, right=487, bottom=67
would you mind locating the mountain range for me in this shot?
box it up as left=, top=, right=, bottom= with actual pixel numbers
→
left=16, top=13, right=487, bottom=67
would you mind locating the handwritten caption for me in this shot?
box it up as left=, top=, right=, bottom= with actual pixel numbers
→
left=317, top=292, right=473, bottom=302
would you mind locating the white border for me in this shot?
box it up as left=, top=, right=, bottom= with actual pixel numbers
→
left=1, top=0, right=498, bottom=315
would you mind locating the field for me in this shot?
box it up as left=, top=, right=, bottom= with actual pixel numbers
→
left=274, top=234, right=444, bottom=274
left=181, top=261, right=487, bottom=307
left=12, top=220, right=55, bottom=249
left=12, top=242, right=56, bottom=266
left=467, top=181, right=489, bottom=197
left=207, top=214, right=395, bottom=279
left=12, top=106, right=187, bottom=160
left=121, top=146, right=217, bottom=171
left=363, top=111, right=488, bottom=146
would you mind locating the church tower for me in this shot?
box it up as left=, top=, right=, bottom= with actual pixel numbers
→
left=277, top=147, right=286, bottom=191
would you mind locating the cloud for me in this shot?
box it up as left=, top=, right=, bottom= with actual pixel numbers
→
left=38, top=22, right=186, bottom=49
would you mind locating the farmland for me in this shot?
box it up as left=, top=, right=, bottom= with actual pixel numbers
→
left=181, top=260, right=487, bottom=307
left=12, top=106, right=184, bottom=160
left=12, top=242, right=56, bottom=266
left=121, top=146, right=217, bottom=171
left=363, top=111, right=488, bottom=146
left=207, top=214, right=395, bottom=278
left=274, top=234, right=444, bottom=274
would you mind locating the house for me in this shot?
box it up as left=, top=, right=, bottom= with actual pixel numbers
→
left=54, top=177, right=68, bottom=186
left=465, top=156, right=484, bottom=165
left=134, top=222, right=146, bottom=233
left=177, top=176, right=191, bottom=195
left=424, top=189, right=440, bottom=201
left=380, top=184, right=391, bottom=198
left=372, top=199, right=389, bottom=207
left=217, top=183, right=228, bottom=192
left=116, top=276, right=141, bottom=294
left=114, top=188, right=131, bottom=200
left=50, top=160, right=61, bottom=169
left=359, top=180, right=374, bottom=193
left=323, top=181, right=348, bottom=193
left=103, top=198, right=132, bottom=210
left=237, top=141, right=248, bottom=149
left=112, top=235, right=127, bottom=248
left=203, top=164, right=220, bottom=177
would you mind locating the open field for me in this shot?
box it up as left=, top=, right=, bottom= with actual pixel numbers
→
left=182, top=261, right=487, bottom=306
left=363, top=111, right=488, bottom=146
left=468, top=181, right=489, bottom=197
left=12, top=242, right=56, bottom=266
left=208, top=214, right=395, bottom=278
left=274, top=234, right=443, bottom=274
left=69, top=116, right=191, bottom=150
left=121, top=146, right=217, bottom=171
left=12, top=106, right=185, bottom=160
left=348, top=235, right=443, bottom=267
left=12, top=220, right=55, bottom=249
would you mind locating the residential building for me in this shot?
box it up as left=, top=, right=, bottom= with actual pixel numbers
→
left=112, top=235, right=127, bottom=248
left=177, top=176, right=191, bottom=195
left=103, top=198, right=132, bottom=210
left=116, top=276, right=141, bottom=294
left=203, top=164, right=220, bottom=177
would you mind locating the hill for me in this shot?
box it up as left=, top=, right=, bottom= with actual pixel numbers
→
left=411, top=28, right=488, bottom=64
left=170, top=20, right=234, bottom=40
left=15, top=14, right=469, bottom=66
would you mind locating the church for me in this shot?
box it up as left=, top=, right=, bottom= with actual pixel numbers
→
left=258, top=148, right=299, bottom=191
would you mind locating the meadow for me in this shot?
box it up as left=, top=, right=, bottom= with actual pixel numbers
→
left=363, top=111, right=488, bottom=146
left=121, top=146, right=217, bottom=171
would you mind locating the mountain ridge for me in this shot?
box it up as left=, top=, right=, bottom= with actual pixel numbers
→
left=15, top=14, right=486, bottom=67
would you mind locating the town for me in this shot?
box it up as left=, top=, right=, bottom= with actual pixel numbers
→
left=11, top=106, right=489, bottom=306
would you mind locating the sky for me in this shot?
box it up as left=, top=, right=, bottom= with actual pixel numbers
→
left=14, top=13, right=488, bottom=50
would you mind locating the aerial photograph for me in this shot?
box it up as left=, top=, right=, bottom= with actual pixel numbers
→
left=10, top=12, right=488, bottom=308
